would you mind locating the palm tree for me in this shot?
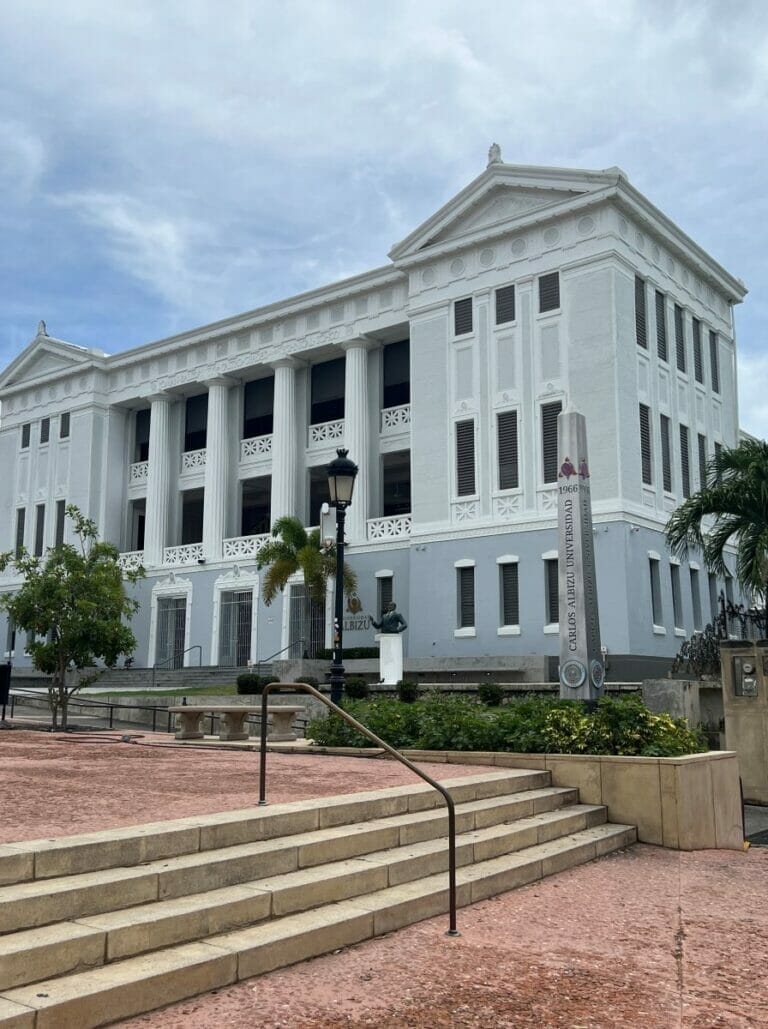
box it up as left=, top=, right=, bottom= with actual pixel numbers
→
left=255, top=515, right=357, bottom=607
left=666, top=438, right=768, bottom=621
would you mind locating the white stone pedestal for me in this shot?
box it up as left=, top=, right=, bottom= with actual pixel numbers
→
left=375, top=633, right=403, bottom=686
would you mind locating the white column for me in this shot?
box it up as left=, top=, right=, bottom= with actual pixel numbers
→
left=270, top=359, right=301, bottom=525
left=202, top=378, right=232, bottom=561
left=144, top=393, right=172, bottom=567
left=342, top=338, right=374, bottom=544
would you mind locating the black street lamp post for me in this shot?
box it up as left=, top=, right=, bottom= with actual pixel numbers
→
left=326, top=448, right=358, bottom=706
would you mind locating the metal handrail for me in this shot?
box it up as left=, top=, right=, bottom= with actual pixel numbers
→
left=151, top=645, right=203, bottom=688
left=258, top=681, right=460, bottom=937
left=255, top=639, right=305, bottom=678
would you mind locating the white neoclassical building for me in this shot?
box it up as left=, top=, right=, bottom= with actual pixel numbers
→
left=0, top=152, right=748, bottom=680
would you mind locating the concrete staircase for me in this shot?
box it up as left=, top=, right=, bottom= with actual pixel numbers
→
left=70, top=665, right=273, bottom=692
left=0, top=769, right=635, bottom=1028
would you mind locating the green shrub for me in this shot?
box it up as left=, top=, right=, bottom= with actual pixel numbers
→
left=397, top=680, right=419, bottom=704
left=294, top=676, right=319, bottom=689
left=315, top=647, right=380, bottom=660
left=235, top=674, right=270, bottom=695
left=478, top=682, right=504, bottom=707
left=344, top=678, right=370, bottom=700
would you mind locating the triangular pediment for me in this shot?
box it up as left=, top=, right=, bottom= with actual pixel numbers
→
left=0, top=333, right=103, bottom=391
left=389, top=162, right=623, bottom=262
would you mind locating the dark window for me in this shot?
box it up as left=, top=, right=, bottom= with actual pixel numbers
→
left=671, top=564, right=683, bottom=629
left=382, top=450, right=411, bottom=516
left=59, top=412, right=70, bottom=439
left=184, top=394, right=208, bottom=452
left=40, top=418, right=50, bottom=445
left=541, top=401, right=562, bottom=483
left=181, top=489, right=204, bottom=544
left=241, top=476, right=271, bottom=536
left=311, top=357, right=345, bottom=424
left=243, top=377, right=275, bottom=439
left=454, top=297, right=473, bottom=336
left=500, top=563, right=519, bottom=626
left=635, top=277, right=647, bottom=348
left=377, top=575, right=393, bottom=614
left=655, top=291, right=668, bottom=362
left=457, top=566, right=475, bottom=628
left=649, top=559, right=663, bottom=625
left=545, top=558, right=559, bottom=624
left=21, top=424, right=30, bottom=448
left=135, top=408, right=151, bottom=463
left=456, top=420, right=476, bottom=496
left=495, top=285, right=516, bottom=325
left=692, top=318, right=703, bottom=384
left=725, top=574, right=734, bottom=607
left=308, top=466, right=328, bottom=527
left=708, top=573, right=719, bottom=623
left=539, top=272, right=560, bottom=313
left=709, top=331, right=720, bottom=393
left=34, top=504, right=45, bottom=556
left=130, top=498, right=146, bottom=551
left=383, top=339, right=410, bottom=408
left=54, top=500, right=66, bottom=547
left=674, top=305, right=686, bottom=372
left=680, top=425, right=690, bottom=499
left=714, top=441, right=723, bottom=481
left=14, top=509, right=25, bottom=558
left=690, top=568, right=702, bottom=631
left=497, top=410, right=519, bottom=490
left=698, top=433, right=707, bottom=486
left=660, top=414, right=672, bottom=492
left=639, top=404, right=652, bottom=485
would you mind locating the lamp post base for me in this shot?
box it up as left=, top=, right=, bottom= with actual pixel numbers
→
left=329, top=661, right=345, bottom=707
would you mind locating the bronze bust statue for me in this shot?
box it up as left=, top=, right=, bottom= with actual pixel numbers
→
left=371, top=601, right=407, bottom=634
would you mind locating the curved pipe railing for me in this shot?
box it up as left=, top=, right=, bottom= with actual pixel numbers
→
left=259, top=681, right=459, bottom=936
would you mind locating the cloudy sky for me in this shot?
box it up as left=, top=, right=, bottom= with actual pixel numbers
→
left=1, top=1, right=766, bottom=434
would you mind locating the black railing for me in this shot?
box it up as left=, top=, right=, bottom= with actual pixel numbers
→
left=151, top=645, right=203, bottom=688
left=258, top=681, right=460, bottom=937
left=716, top=592, right=767, bottom=641
left=255, top=639, right=305, bottom=679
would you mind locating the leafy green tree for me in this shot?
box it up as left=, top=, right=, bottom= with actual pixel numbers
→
left=0, top=506, right=144, bottom=729
left=255, top=515, right=357, bottom=606
left=666, top=438, right=768, bottom=615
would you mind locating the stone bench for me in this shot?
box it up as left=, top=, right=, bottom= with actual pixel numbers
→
left=167, top=705, right=305, bottom=742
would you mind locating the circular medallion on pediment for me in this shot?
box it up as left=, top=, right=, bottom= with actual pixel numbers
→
left=543, top=227, right=560, bottom=246
left=635, top=231, right=645, bottom=250
left=577, top=216, right=594, bottom=236
left=450, top=258, right=465, bottom=276
left=590, top=660, right=605, bottom=689
left=561, top=660, right=586, bottom=689
left=479, top=248, right=495, bottom=267
left=422, top=267, right=436, bottom=286
left=510, top=237, right=526, bottom=256
left=618, top=218, right=628, bottom=237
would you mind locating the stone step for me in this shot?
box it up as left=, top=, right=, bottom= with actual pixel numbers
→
left=0, top=804, right=605, bottom=990
left=0, top=824, right=636, bottom=1029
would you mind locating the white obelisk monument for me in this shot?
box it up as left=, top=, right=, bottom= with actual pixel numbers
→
left=557, top=409, right=604, bottom=701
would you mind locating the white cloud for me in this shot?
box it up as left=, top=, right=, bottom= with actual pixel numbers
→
left=0, top=120, right=46, bottom=194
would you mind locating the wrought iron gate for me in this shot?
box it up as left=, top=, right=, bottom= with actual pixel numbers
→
left=156, top=596, right=187, bottom=669
left=289, top=584, right=325, bottom=658
left=219, top=590, right=253, bottom=667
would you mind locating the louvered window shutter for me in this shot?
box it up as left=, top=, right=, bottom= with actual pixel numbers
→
left=680, top=425, right=690, bottom=499
left=34, top=505, right=45, bottom=557
left=635, top=277, right=647, bottom=348
left=495, top=285, right=515, bottom=324
left=545, top=559, right=559, bottom=624
left=497, top=411, right=519, bottom=490
left=55, top=500, right=66, bottom=547
left=692, top=319, right=703, bottom=383
left=698, top=433, right=707, bottom=485
left=655, top=292, right=668, bottom=361
left=709, top=331, right=720, bottom=393
left=21, top=424, right=30, bottom=448
left=455, top=420, right=476, bottom=496
left=500, top=564, right=519, bottom=626
left=457, top=567, right=475, bottom=628
left=454, top=297, right=473, bottom=336
left=639, top=404, right=652, bottom=485
left=674, top=305, right=686, bottom=372
left=40, top=418, right=50, bottom=444
left=660, top=414, right=672, bottom=492
left=15, top=509, right=25, bottom=558
left=714, top=442, right=723, bottom=482
left=539, top=272, right=560, bottom=313
left=378, top=575, right=393, bottom=613
left=541, top=402, right=562, bottom=483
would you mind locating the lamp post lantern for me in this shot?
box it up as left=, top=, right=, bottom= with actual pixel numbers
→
left=326, top=448, right=358, bottom=706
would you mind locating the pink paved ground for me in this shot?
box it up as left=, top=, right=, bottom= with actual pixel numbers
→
left=5, top=731, right=767, bottom=1026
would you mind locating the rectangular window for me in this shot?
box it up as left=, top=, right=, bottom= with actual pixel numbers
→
left=308, top=466, right=328, bottom=527
left=130, top=498, right=146, bottom=551
left=680, top=425, right=690, bottom=499
left=243, top=376, right=275, bottom=438
left=184, top=394, right=208, bottom=452
left=500, top=563, right=519, bottom=627
left=539, top=272, right=560, bottom=313
left=708, top=573, right=719, bottom=624
left=14, top=509, right=25, bottom=558
left=545, top=558, right=559, bottom=624
left=690, top=568, right=702, bottom=631
left=660, top=415, right=672, bottom=492
left=541, top=401, right=562, bottom=483
left=135, top=408, right=151, bottom=463
left=310, top=357, right=345, bottom=424
left=454, top=297, right=473, bottom=336
left=497, top=410, right=519, bottom=490
left=34, top=504, right=45, bottom=557
left=674, top=305, right=686, bottom=372
left=377, top=575, right=393, bottom=615
left=655, top=291, right=668, bottom=362
left=180, top=489, right=204, bottom=544
left=639, top=404, right=652, bottom=485
left=21, top=423, right=30, bottom=448
left=649, top=558, right=663, bottom=626
left=382, top=339, right=410, bottom=408
left=692, top=318, right=703, bottom=384
left=457, top=566, right=475, bottom=628
left=495, top=285, right=516, bottom=325
left=709, top=330, right=720, bottom=394
left=635, top=277, right=647, bottom=348
left=382, top=450, right=411, bottom=515
left=54, top=500, right=66, bottom=547
left=39, top=418, right=50, bottom=445
left=671, top=563, right=683, bottom=630
left=241, top=476, right=271, bottom=536
left=455, top=419, right=476, bottom=496
left=698, top=433, right=707, bottom=486
left=59, top=412, right=70, bottom=439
